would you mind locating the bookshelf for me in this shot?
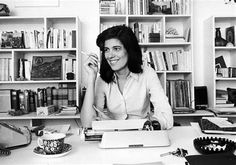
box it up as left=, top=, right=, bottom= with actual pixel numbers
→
left=99, top=0, right=196, bottom=114
left=0, top=16, right=82, bottom=126
left=204, top=16, right=236, bottom=109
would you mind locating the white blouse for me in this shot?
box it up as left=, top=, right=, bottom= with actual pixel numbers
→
left=94, top=66, right=173, bottom=129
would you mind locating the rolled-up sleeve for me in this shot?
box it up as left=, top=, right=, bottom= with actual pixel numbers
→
left=146, top=67, right=174, bottom=129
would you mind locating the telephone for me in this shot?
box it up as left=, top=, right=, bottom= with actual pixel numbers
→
left=0, top=122, right=32, bottom=151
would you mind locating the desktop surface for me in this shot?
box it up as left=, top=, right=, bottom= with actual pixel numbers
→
left=1, top=126, right=236, bottom=165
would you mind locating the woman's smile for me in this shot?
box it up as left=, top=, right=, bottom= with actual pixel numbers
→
left=104, top=38, right=128, bottom=72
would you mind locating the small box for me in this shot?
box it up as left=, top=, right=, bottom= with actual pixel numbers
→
left=36, top=105, right=55, bottom=116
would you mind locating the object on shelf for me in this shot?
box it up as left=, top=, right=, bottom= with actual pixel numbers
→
left=225, top=26, right=235, bottom=46
left=0, top=3, right=10, bottom=16
left=215, top=28, right=227, bottom=46
left=193, top=136, right=236, bottom=154
left=36, top=105, right=55, bottom=116
left=31, top=56, right=62, bottom=80
left=227, top=88, right=236, bottom=106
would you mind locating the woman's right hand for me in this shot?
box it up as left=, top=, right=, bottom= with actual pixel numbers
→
left=84, top=53, right=99, bottom=82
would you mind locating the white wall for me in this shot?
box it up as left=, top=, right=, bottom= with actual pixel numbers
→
left=1, top=0, right=236, bottom=86
left=193, top=0, right=236, bottom=85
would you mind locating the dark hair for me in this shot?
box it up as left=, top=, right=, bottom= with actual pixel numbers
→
left=96, top=25, right=143, bottom=83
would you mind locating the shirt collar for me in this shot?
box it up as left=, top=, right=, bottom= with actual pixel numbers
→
left=113, top=72, right=139, bottom=83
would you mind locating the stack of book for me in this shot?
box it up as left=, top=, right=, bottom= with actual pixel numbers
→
left=149, top=33, right=160, bottom=42
left=56, top=106, right=77, bottom=116
left=215, top=89, right=234, bottom=108
left=142, top=48, right=191, bottom=71
left=99, top=0, right=116, bottom=14
left=166, top=79, right=193, bottom=113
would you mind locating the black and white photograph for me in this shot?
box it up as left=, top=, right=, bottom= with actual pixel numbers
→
left=0, top=0, right=236, bottom=164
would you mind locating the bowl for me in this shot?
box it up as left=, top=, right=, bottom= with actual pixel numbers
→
left=193, top=136, right=236, bottom=154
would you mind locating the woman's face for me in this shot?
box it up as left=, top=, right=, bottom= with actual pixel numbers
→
left=104, top=38, right=128, bottom=73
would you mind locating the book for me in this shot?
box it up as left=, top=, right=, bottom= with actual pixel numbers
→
left=31, top=56, right=62, bottom=80
left=10, top=89, right=20, bottom=111
left=200, top=117, right=236, bottom=134
left=52, top=87, right=58, bottom=110
left=12, top=31, right=24, bottom=48
left=1, top=31, right=13, bottom=48
left=0, top=89, right=12, bottom=113
left=46, top=87, right=53, bottom=106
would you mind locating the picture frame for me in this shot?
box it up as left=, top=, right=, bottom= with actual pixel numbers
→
left=225, top=26, right=235, bottom=46
left=215, top=56, right=227, bottom=68
left=31, top=56, right=62, bottom=80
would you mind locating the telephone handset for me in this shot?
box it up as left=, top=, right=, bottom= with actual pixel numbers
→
left=0, top=122, right=32, bottom=151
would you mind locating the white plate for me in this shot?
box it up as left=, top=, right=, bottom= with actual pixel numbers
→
left=33, top=143, right=72, bottom=158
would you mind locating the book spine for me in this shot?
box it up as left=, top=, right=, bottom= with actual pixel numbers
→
left=29, top=90, right=36, bottom=112
left=62, top=88, right=68, bottom=107
left=10, top=89, right=20, bottom=110
left=46, top=87, right=53, bottom=106
left=68, top=88, right=73, bottom=107
left=37, top=88, right=44, bottom=107
left=23, top=90, right=30, bottom=114
left=19, top=91, right=25, bottom=112
left=52, top=88, right=58, bottom=110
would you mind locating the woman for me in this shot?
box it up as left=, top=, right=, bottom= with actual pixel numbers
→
left=80, top=25, right=173, bottom=130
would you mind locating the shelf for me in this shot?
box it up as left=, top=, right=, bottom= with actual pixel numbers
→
left=0, top=16, right=82, bottom=124
left=140, top=42, right=191, bottom=46
left=0, top=112, right=80, bottom=120
left=216, top=78, right=236, bottom=81
left=99, top=0, right=194, bottom=113
left=205, top=16, right=236, bottom=108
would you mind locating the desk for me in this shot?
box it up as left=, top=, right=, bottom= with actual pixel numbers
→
left=1, top=126, right=236, bottom=165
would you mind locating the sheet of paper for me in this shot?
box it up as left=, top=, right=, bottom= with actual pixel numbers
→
left=44, top=124, right=71, bottom=134
left=92, top=119, right=147, bottom=131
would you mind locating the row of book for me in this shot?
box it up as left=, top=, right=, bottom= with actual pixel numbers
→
left=0, top=28, right=76, bottom=49
left=46, top=27, right=76, bottom=49
left=142, top=49, right=191, bottom=71
left=0, top=30, right=44, bottom=49
left=131, top=22, right=161, bottom=43
left=15, top=55, right=76, bottom=81
left=10, top=85, right=76, bottom=114
left=216, top=89, right=234, bottom=108
left=100, top=0, right=125, bottom=14
left=216, top=67, right=236, bottom=78
left=0, top=58, right=12, bottom=81
left=166, top=79, right=192, bottom=111
left=129, top=0, right=191, bottom=15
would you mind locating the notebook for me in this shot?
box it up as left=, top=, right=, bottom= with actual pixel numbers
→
left=99, top=130, right=170, bottom=149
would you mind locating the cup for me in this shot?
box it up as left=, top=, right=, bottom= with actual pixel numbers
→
left=37, top=133, right=66, bottom=154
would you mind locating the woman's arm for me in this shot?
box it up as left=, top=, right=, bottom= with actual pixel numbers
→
left=80, top=53, right=99, bottom=128
left=147, top=67, right=174, bottom=130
